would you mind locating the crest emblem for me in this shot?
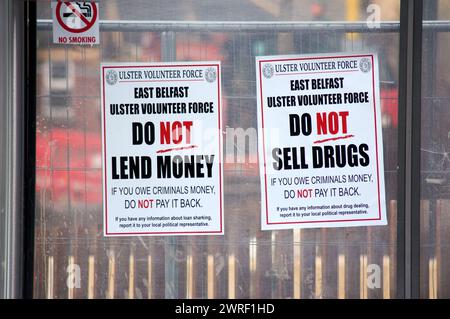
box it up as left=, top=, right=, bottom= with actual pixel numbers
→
left=105, top=69, right=118, bottom=85
left=262, top=63, right=274, bottom=79
left=359, top=58, right=372, bottom=73
left=205, top=67, right=217, bottom=83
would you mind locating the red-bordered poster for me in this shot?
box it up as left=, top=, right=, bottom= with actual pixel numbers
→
left=52, top=1, right=99, bottom=45
left=256, top=53, right=387, bottom=230
left=101, top=62, right=223, bottom=236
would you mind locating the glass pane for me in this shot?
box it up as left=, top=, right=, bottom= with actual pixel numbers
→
left=34, top=0, right=400, bottom=299
left=420, top=0, right=450, bottom=299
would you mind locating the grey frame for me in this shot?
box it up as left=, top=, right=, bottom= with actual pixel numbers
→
left=0, top=0, right=27, bottom=299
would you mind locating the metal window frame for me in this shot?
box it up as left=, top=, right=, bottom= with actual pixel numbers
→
left=19, top=1, right=427, bottom=299
left=397, top=0, right=422, bottom=299
left=23, top=0, right=37, bottom=300
left=0, top=0, right=36, bottom=299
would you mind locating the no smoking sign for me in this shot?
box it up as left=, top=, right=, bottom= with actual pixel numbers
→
left=52, top=1, right=99, bottom=45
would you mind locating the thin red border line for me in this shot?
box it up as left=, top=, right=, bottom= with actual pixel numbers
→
left=372, top=55, right=382, bottom=220
left=102, top=67, right=109, bottom=234
left=260, top=54, right=383, bottom=225
left=217, top=64, right=223, bottom=233
left=275, top=70, right=358, bottom=76
left=103, top=63, right=223, bottom=235
left=258, top=54, right=372, bottom=64
left=103, top=64, right=217, bottom=69
left=118, top=79, right=204, bottom=83
left=106, top=230, right=223, bottom=235
left=259, top=61, right=270, bottom=225
left=267, top=217, right=380, bottom=225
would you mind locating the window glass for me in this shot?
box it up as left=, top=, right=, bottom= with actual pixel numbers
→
left=35, top=0, right=400, bottom=299
left=420, top=0, right=450, bottom=299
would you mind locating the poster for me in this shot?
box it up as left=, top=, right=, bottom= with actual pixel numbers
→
left=52, top=1, right=99, bottom=45
left=101, top=62, right=223, bottom=236
left=256, top=53, right=387, bottom=230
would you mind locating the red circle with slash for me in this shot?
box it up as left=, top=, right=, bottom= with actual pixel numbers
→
left=56, top=2, right=98, bottom=33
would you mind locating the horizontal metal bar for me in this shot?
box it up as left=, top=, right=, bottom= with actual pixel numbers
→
left=37, top=19, right=401, bottom=32
left=34, top=237, right=396, bottom=247
left=37, top=19, right=398, bottom=32
left=35, top=19, right=450, bottom=32
left=422, top=20, right=450, bottom=31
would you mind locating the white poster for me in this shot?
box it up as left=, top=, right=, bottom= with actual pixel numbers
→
left=256, top=53, right=387, bottom=230
left=101, top=62, right=223, bottom=236
left=52, top=1, right=99, bottom=45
